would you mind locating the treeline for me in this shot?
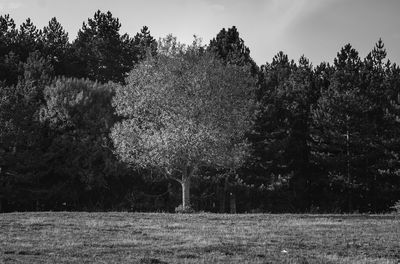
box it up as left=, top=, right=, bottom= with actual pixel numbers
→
left=0, top=10, right=399, bottom=213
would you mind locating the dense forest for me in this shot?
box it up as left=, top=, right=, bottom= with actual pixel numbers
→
left=0, top=10, right=399, bottom=213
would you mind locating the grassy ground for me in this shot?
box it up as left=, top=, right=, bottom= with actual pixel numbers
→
left=0, top=212, right=399, bottom=263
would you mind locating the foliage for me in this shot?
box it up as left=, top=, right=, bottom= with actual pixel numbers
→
left=39, top=77, right=126, bottom=207
left=71, top=10, right=155, bottom=84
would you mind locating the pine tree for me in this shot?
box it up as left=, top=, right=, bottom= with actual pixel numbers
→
left=0, top=14, right=17, bottom=57
left=42, top=17, right=70, bottom=76
left=311, top=44, right=385, bottom=212
left=208, top=26, right=259, bottom=212
left=0, top=15, right=19, bottom=85
left=133, top=26, right=157, bottom=62
left=71, top=10, right=138, bottom=84
left=0, top=51, right=54, bottom=210
left=209, top=26, right=258, bottom=75
left=39, top=78, right=121, bottom=208
left=250, top=52, right=316, bottom=210
left=360, top=39, right=400, bottom=210
left=16, top=18, right=42, bottom=61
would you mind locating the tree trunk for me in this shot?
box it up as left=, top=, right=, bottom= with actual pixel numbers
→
left=346, top=115, right=353, bottom=212
left=218, top=187, right=224, bottom=213
left=219, top=176, right=229, bottom=213
left=181, top=175, right=191, bottom=210
left=229, top=191, right=236, bottom=214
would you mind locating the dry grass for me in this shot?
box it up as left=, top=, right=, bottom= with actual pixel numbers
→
left=0, top=212, right=399, bottom=263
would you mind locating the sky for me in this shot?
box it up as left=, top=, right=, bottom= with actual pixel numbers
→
left=1, top=0, right=399, bottom=66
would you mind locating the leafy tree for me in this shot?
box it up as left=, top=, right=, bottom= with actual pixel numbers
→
left=111, top=36, right=256, bottom=210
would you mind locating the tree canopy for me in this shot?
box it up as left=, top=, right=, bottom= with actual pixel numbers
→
left=111, top=36, right=257, bottom=209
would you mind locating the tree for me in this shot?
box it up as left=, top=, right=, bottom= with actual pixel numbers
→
left=310, top=43, right=391, bottom=212
left=72, top=10, right=139, bottom=84
left=209, top=26, right=258, bottom=75
left=111, top=36, right=256, bottom=210
left=42, top=17, right=70, bottom=76
left=132, top=26, right=157, bottom=62
left=16, top=18, right=42, bottom=61
left=0, top=14, right=17, bottom=57
left=360, top=39, right=400, bottom=210
left=0, top=14, right=19, bottom=85
left=39, top=77, right=123, bottom=208
left=208, top=26, right=259, bottom=212
left=384, top=62, right=400, bottom=209
left=0, top=51, right=54, bottom=210
left=249, top=52, right=316, bottom=211
left=0, top=51, right=20, bottom=86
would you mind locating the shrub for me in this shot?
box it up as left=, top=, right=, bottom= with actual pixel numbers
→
left=175, top=204, right=195, bottom=214
left=391, top=200, right=400, bottom=214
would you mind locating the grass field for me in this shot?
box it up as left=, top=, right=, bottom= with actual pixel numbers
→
left=0, top=212, right=399, bottom=263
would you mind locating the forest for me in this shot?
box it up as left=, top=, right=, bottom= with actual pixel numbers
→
left=0, top=10, right=399, bottom=213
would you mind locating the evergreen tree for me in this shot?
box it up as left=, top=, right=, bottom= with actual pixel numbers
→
left=133, top=26, right=157, bottom=62
left=208, top=26, right=259, bottom=212
left=0, top=52, right=53, bottom=210
left=0, top=14, right=17, bottom=57
left=42, top=17, right=70, bottom=76
left=39, top=78, right=124, bottom=209
left=384, top=63, right=400, bottom=209
left=209, top=26, right=258, bottom=75
left=71, top=10, right=138, bottom=84
left=310, top=43, right=390, bottom=212
left=0, top=51, right=20, bottom=86
left=16, top=18, right=42, bottom=61
left=360, top=40, right=400, bottom=210
left=0, top=14, right=19, bottom=85
left=250, top=52, right=316, bottom=211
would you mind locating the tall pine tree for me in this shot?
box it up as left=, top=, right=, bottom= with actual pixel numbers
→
left=72, top=11, right=136, bottom=84
left=42, top=17, right=70, bottom=76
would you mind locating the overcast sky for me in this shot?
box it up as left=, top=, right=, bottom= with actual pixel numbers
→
left=1, top=0, right=399, bottom=66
